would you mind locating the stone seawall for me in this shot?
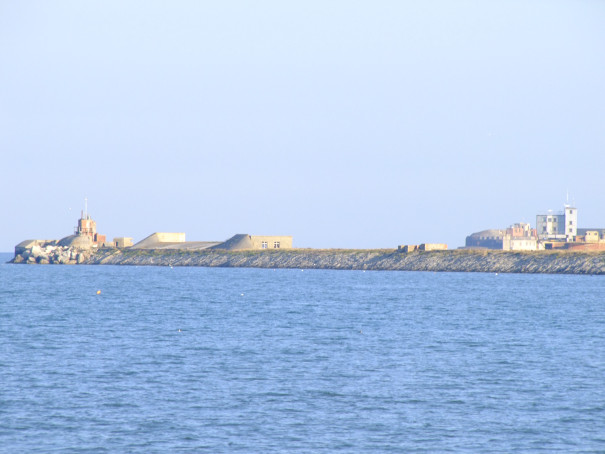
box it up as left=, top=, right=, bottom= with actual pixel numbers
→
left=83, top=248, right=605, bottom=275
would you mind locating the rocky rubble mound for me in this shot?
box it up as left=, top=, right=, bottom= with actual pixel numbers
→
left=86, top=248, right=605, bottom=275
left=12, top=244, right=92, bottom=265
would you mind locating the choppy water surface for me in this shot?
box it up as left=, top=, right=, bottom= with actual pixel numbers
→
left=1, top=254, right=604, bottom=453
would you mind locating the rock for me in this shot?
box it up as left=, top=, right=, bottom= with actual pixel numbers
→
left=27, top=256, right=36, bottom=264
left=13, top=255, right=24, bottom=264
left=76, top=253, right=85, bottom=264
left=38, top=258, right=50, bottom=265
left=30, top=245, right=42, bottom=258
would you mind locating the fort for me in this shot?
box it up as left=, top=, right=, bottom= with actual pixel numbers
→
left=11, top=201, right=294, bottom=265
left=464, top=203, right=605, bottom=252
left=9, top=199, right=605, bottom=274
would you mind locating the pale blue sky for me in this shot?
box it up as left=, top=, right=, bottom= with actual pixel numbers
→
left=1, top=1, right=604, bottom=251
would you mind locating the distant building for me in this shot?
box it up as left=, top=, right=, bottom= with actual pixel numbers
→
left=249, top=235, right=293, bottom=250
left=465, top=229, right=506, bottom=249
left=397, top=244, right=447, bottom=252
left=419, top=243, right=447, bottom=251
left=113, top=237, right=134, bottom=248
left=74, top=208, right=107, bottom=246
left=130, top=233, right=293, bottom=251
left=466, top=223, right=538, bottom=251
left=536, top=205, right=577, bottom=242
left=397, top=245, right=418, bottom=253
left=214, top=234, right=293, bottom=250
left=56, top=200, right=108, bottom=248
left=577, top=228, right=605, bottom=242
left=502, top=223, right=538, bottom=251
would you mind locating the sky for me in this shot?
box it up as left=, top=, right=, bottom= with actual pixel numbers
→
left=1, top=1, right=604, bottom=251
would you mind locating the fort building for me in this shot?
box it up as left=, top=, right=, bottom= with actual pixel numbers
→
left=465, top=223, right=538, bottom=251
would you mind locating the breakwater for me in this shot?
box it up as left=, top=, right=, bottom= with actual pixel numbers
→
left=83, top=248, right=605, bottom=275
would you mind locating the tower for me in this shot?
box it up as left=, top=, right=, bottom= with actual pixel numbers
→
left=75, top=198, right=97, bottom=238
left=564, top=205, right=577, bottom=242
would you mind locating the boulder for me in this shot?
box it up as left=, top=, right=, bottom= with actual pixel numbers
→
left=38, top=258, right=50, bottom=265
left=13, top=255, right=24, bottom=264
left=30, top=245, right=42, bottom=258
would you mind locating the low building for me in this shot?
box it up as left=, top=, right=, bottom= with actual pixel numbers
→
left=419, top=243, right=447, bottom=251
left=503, top=236, right=539, bottom=251
left=113, top=237, right=134, bottom=248
left=397, top=245, right=418, bottom=253
left=577, top=228, right=605, bottom=242
left=249, top=235, right=293, bottom=250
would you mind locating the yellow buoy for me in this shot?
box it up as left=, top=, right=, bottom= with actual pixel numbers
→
left=96, top=290, right=101, bottom=295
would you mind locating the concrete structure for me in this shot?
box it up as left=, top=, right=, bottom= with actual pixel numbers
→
left=397, top=245, right=418, bottom=253
left=211, top=234, right=293, bottom=250
left=131, top=232, right=186, bottom=249
left=130, top=233, right=293, bottom=251
left=113, top=237, right=134, bottom=248
left=249, top=235, right=292, bottom=250
left=536, top=205, right=577, bottom=242
left=419, top=243, right=447, bottom=251
left=398, top=244, right=447, bottom=252
left=58, top=234, right=94, bottom=249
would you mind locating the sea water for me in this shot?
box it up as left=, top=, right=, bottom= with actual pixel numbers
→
left=1, top=253, right=604, bottom=453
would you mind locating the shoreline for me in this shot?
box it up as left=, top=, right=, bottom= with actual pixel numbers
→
left=8, top=247, right=605, bottom=275
left=80, top=248, right=605, bottom=275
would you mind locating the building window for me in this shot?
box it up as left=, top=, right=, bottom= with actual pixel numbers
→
left=274, top=241, right=280, bottom=249
left=569, top=221, right=573, bottom=225
left=261, top=241, right=268, bottom=249
left=569, top=228, right=573, bottom=233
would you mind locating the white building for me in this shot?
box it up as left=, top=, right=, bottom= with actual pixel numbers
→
left=536, top=205, right=577, bottom=242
